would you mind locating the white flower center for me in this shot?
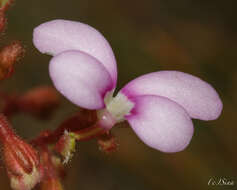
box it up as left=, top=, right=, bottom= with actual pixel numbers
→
left=97, top=91, right=134, bottom=129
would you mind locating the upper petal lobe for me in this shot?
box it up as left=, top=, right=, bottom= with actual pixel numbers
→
left=121, top=71, right=222, bottom=120
left=33, top=19, right=117, bottom=86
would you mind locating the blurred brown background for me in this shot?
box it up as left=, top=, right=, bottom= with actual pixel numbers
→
left=1, top=0, right=237, bottom=190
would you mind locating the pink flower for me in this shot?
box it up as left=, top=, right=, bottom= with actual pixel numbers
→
left=33, top=19, right=223, bottom=153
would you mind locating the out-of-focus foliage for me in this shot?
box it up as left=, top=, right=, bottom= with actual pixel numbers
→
left=0, top=0, right=10, bottom=8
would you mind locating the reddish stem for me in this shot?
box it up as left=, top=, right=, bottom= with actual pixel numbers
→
left=0, top=113, right=15, bottom=143
left=31, top=110, right=99, bottom=146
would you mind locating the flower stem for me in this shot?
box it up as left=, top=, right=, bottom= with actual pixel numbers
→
left=73, top=123, right=106, bottom=141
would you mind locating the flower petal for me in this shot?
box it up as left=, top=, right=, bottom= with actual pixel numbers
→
left=33, top=19, right=117, bottom=86
left=49, top=50, right=113, bottom=110
left=121, top=71, right=222, bottom=120
left=125, top=95, right=194, bottom=153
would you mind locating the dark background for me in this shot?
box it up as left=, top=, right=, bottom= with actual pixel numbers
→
left=1, top=0, right=236, bottom=190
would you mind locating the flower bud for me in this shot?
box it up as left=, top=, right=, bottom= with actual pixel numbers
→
left=0, top=41, right=24, bottom=80
left=0, top=114, right=43, bottom=190
left=54, top=131, right=77, bottom=164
